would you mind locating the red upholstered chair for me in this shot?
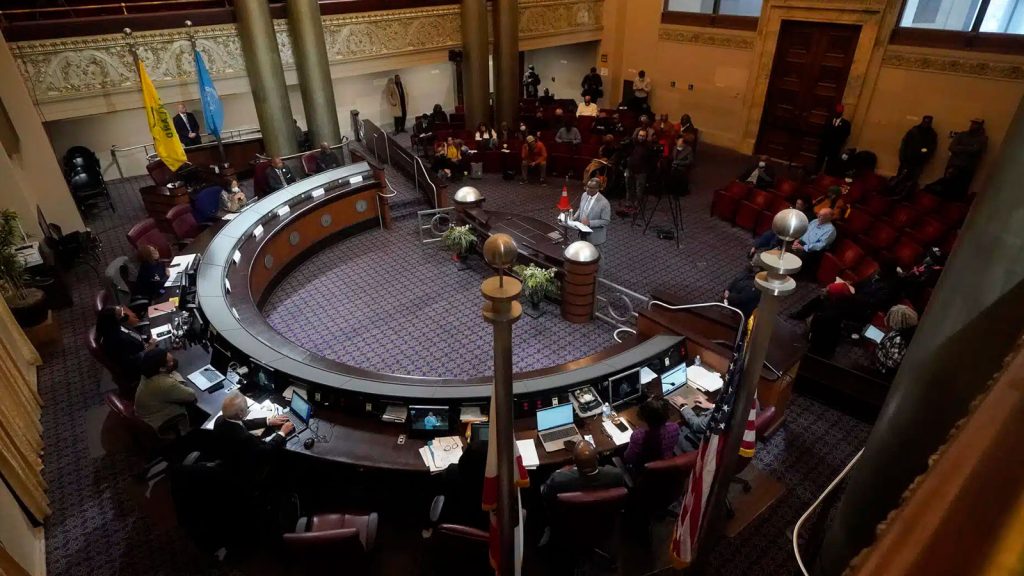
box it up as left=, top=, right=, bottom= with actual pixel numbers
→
left=283, top=512, right=379, bottom=573
left=103, top=390, right=164, bottom=454
left=637, top=450, right=699, bottom=517
left=859, top=221, right=899, bottom=252
left=816, top=239, right=864, bottom=284
left=840, top=257, right=880, bottom=283
left=553, top=488, right=629, bottom=567
left=253, top=161, right=271, bottom=198
left=882, top=238, right=925, bottom=270
left=811, top=174, right=842, bottom=194
left=711, top=182, right=750, bottom=221
left=910, top=190, right=942, bottom=213
left=755, top=197, right=792, bottom=236
left=576, top=116, right=595, bottom=133
left=89, top=327, right=141, bottom=397
left=428, top=524, right=490, bottom=575
left=146, top=159, right=175, bottom=187
left=735, top=188, right=774, bottom=231
left=772, top=177, right=799, bottom=199
left=883, top=203, right=920, bottom=229
left=835, top=208, right=874, bottom=239
left=126, top=217, right=173, bottom=259
left=905, top=216, right=948, bottom=246
left=935, top=201, right=970, bottom=227
left=166, top=204, right=203, bottom=243
left=861, top=194, right=893, bottom=217
left=94, top=288, right=113, bottom=316
left=301, top=151, right=320, bottom=176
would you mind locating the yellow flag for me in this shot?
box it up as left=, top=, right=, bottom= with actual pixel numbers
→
left=137, top=61, right=187, bottom=171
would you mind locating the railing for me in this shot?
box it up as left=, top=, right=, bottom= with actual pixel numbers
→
left=359, top=116, right=443, bottom=210
left=792, top=449, right=864, bottom=576
left=253, top=136, right=352, bottom=163
left=109, top=125, right=262, bottom=179
left=0, top=0, right=229, bottom=23
left=648, top=300, right=746, bottom=352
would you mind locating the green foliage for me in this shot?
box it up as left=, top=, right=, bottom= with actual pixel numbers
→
left=441, top=224, right=477, bottom=256
left=513, top=263, right=558, bottom=304
left=0, top=209, right=27, bottom=301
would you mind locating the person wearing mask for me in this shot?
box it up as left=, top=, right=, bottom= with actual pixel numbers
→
left=220, top=179, right=247, bottom=212
left=516, top=121, right=532, bottom=142
left=874, top=305, right=919, bottom=375
left=813, top=185, right=849, bottom=220
left=817, top=104, right=851, bottom=174
left=739, top=155, right=775, bottom=188
left=266, top=156, right=295, bottom=192
left=412, top=115, right=435, bottom=156
left=134, top=349, right=196, bottom=437
left=555, top=121, right=582, bottom=145
left=625, top=129, right=657, bottom=206
left=431, top=103, right=449, bottom=125
left=632, top=70, right=652, bottom=111
left=172, top=103, right=202, bottom=147
left=524, top=65, right=541, bottom=99
left=897, top=115, right=937, bottom=183
left=792, top=208, right=837, bottom=272
left=212, top=391, right=294, bottom=482
left=930, top=118, right=988, bottom=200
left=474, top=122, right=498, bottom=150
left=134, top=244, right=168, bottom=301
left=314, top=142, right=341, bottom=172
left=431, top=142, right=457, bottom=182
left=573, top=178, right=611, bottom=247
left=632, top=115, right=652, bottom=141
left=677, top=396, right=715, bottom=453
left=445, top=137, right=467, bottom=180
left=623, top=399, right=679, bottom=469
left=724, top=263, right=762, bottom=321
left=576, top=94, right=598, bottom=117
left=581, top=66, right=604, bottom=102
left=668, top=135, right=694, bottom=195
left=520, top=136, right=548, bottom=185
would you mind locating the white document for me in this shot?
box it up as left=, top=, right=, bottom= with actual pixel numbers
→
left=150, top=324, right=173, bottom=341
left=517, top=439, right=540, bottom=470
left=459, top=406, right=487, bottom=423
left=420, top=436, right=464, bottom=473
left=557, top=212, right=593, bottom=233
left=687, top=365, right=724, bottom=393
left=221, top=212, right=239, bottom=221
left=639, top=366, right=658, bottom=385
left=602, top=418, right=633, bottom=446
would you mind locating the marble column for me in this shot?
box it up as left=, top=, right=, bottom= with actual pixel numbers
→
left=492, top=0, right=519, bottom=129
left=814, top=94, right=1024, bottom=575
left=235, top=0, right=297, bottom=157
left=287, top=0, right=341, bottom=147
left=460, top=0, right=489, bottom=129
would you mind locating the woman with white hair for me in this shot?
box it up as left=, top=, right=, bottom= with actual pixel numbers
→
left=875, top=304, right=920, bottom=374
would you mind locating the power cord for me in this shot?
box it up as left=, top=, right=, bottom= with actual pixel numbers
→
left=307, top=417, right=334, bottom=445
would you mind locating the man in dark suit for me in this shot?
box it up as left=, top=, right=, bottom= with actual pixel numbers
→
left=212, top=392, right=293, bottom=482
left=266, top=156, right=296, bottom=192
left=394, top=74, right=408, bottom=133
left=314, top=142, right=341, bottom=172
left=173, top=103, right=202, bottom=147
left=817, top=103, right=851, bottom=174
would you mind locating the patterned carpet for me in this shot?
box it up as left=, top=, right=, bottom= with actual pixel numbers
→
left=34, top=142, right=872, bottom=576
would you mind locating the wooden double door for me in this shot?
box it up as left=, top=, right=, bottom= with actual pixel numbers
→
left=755, top=20, right=861, bottom=166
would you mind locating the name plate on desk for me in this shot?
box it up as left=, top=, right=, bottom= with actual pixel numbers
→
left=232, top=250, right=241, bottom=265
left=311, top=187, right=325, bottom=198
left=224, top=278, right=231, bottom=294
left=349, top=175, right=364, bottom=185
left=253, top=224, right=264, bottom=238
left=276, top=205, right=291, bottom=218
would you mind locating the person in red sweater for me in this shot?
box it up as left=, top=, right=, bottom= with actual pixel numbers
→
left=520, top=135, right=548, bottom=185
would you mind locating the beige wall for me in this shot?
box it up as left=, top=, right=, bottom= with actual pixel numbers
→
left=0, top=38, right=84, bottom=235
left=0, top=480, right=45, bottom=576
left=525, top=41, right=601, bottom=102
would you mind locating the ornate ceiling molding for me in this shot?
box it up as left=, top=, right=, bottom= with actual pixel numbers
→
left=658, top=27, right=755, bottom=51
left=882, top=50, right=1024, bottom=81
left=11, top=0, right=602, bottom=103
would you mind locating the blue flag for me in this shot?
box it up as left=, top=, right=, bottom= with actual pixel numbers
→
left=194, top=49, right=223, bottom=139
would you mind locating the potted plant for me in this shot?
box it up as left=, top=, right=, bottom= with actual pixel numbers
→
left=441, top=224, right=477, bottom=270
left=0, top=210, right=48, bottom=328
left=513, top=263, right=558, bottom=318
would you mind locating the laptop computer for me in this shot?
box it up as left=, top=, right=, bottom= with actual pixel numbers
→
left=279, top=390, right=311, bottom=437
left=660, top=363, right=688, bottom=397
left=536, top=403, right=582, bottom=453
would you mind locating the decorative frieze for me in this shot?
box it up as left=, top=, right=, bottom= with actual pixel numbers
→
left=658, top=27, right=755, bottom=51
left=882, top=50, right=1024, bottom=81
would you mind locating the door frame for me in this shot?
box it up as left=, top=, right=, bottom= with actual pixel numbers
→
left=738, top=0, right=903, bottom=155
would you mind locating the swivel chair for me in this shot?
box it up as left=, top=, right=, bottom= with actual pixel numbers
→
left=283, top=511, right=379, bottom=574
left=552, top=487, right=629, bottom=570
left=126, top=217, right=173, bottom=259
left=301, top=151, right=320, bottom=176
left=67, top=166, right=114, bottom=213
left=166, top=204, right=203, bottom=244
left=427, top=523, right=490, bottom=575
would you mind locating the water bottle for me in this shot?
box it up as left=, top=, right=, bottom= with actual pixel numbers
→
left=602, top=402, right=611, bottom=421
left=694, top=355, right=702, bottom=368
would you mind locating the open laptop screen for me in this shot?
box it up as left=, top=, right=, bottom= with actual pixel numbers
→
left=661, top=363, right=688, bottom=396
left=289, top=391, right=312, bottom=423
left=536, top=403, right=573, bottom=432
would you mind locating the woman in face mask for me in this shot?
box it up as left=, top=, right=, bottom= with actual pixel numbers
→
left=220, top=179, right=247, bottom=213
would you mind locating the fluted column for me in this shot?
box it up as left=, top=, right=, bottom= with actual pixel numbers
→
left=461, top=0, right=489, bottom=128
left=235, top=0, right=296, bottom=157
left=492, top=0, right=519, bottom=129
left=287, top=0, right=341, bottom=147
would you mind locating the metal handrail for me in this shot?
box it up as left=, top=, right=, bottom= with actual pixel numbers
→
left=109, top=126, right=262, bottom=179
left=254, top=136, right=352, bottom=163
left=647, top=300, right=746, bottom=352
left=613, top=327, right=636, bottom=343
left=360, top=117, right=439, bottom=209
left=792, top=449, right=864, bottom=576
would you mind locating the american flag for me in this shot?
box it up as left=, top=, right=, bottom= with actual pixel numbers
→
left=481, top=389, right=529, bottom=575
left=670, top=341, right=750, bottom=568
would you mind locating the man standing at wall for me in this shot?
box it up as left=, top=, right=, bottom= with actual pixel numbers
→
left=173, top=103, right=202, bottom=147
left=394, top=74, right=408, bottom=133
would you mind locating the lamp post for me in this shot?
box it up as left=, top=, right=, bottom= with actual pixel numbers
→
left=697, top=208, right=807, bottom=560
left=481, top=233, right=522, bottom=576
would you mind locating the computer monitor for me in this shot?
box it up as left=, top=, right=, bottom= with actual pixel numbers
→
left=210, top=343, right=232, bottom=374
left=470, top=422, right=489, bottom=442
left=409, top=406, right=451, bottom=435
left=661, top=363, right=688, bottom=396
left=608, top=369, right=642, bottom=407
left=250, top=361, right=277, bottom=393
left=535, top=403, right=573, bottom=432
left=289, top=390, right=312, bottom=424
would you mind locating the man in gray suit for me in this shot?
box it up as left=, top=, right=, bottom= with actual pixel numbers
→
left=574, top=178, right=611, bottom=247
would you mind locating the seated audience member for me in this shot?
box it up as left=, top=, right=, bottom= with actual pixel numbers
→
left=221, top=179, right=247, bottom=213
left=541, top=440, right=625, bottom=499
left=538, top=88, right=555, bottom=106
left=134, top=244, right=168, bottom=301
left=266, top=156, right=296, bottom=192
left=449, top=137, right=470, bottom=174
left=553, top=108, right=565, bottom=121
left=677, top=397, right=715, bottom=453
left=555, top=121, right=582, bottom=145
left=792, top=208, right=837, bottom=270
left=599, top=134, right=620, bottom=161
left=431, top=103, right=449, bottom=125
left=592, top=110, right=613, bottom=135
left=632, top=115, right=652, bottom=141
left=875, top=305, right=919, bottom=375
left=611, top=113, right=627, bottom=137
left=436, top=440, right=489, bottom=530
left=668, top=135, right=694, bottom=195
left=134, top=349, right=196, bottom=437
left=813, top=186, right=849, bottom=219
left=314, top=141, right=341, bottom=172
left=497, top=122, right=512, bottom=143
left=531, top=109, right=550, bottom=135
left=96, top=305, right=151, bottom=373
left=576, top=95, right=598, bottom=117
left=213, top=391, right=293, bottom=482
left=412, top=115, right=435, bottom=155
left=474, top=122, right=498, bottom=150
left=516, top=121, right=531, bottom=142
left=724, top=263, right=762, bottom=320
left=739, top=155, right=776, bottom=188
left=790, top=263, right=900, bottom=324
left=623, top=399, right=680, bottom=470
left=899, top=247, right=945, bottom=300
left=520, top=136, right=548, bottom=185
left=431, top=142, right=460, bottom=182
left=678, top=114, right=699, bottom=154
left=749, top=198, right=813, bottom=257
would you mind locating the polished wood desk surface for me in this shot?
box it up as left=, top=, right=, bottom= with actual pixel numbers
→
left=463, top=208, right=567, bottom=270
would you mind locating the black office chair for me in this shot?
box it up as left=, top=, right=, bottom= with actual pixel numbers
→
left=66, top=165, right=115, bottom=213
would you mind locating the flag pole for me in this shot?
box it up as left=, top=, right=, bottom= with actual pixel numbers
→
left=186, top=20, right=227, bottom=167
left=123, top=28, right=141, bottom=92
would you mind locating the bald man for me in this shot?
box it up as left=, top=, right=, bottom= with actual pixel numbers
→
left=212, top=392, right=293, bottom=481
left=793, top=207, right=837, bottom=274
left=540, top=440, right=625, bottom=500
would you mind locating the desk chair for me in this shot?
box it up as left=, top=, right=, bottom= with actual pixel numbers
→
left=169, top=451, right=236, bottom=556
left=301, top=151, right=320, bottom=176
left=103, top=257, right=150, bottom=316
left=126, top=217, right=173, bottom=259
left=427, top=524, right=489, bottom=575
left=166, top=204, right=203, bottom=244
left=283, top=512, right=379, bottom=574
left=635, top=451, right=700, bottom=519
left=553, top=487, right=629, bottom=571
left=89, top=326, right=142, bottom=396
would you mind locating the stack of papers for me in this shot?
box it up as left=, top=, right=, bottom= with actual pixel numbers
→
left=516, top=439, right=540, bottom=469
left=557, top=212, right=593, bottom=233
left=602, top=417, right=633, bottom=446
left=382, top=405, right=407, bottom=423
left=459, top=406, right=488, bottom=423
left=418, top=436, right=463, bottom=473
left=164, top=254, right=198, bottom=287
left=687, top=365, right=724, bottom=393
left=221, top=212, right=239, bottom=221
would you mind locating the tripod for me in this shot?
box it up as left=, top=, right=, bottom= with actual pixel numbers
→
left=632, top=165, right=684, bottom=248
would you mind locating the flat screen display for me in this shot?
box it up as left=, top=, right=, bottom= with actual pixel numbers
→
left=289, top=391, right=312, bottom=423
left=409, top=406, right=450, bottom=431
left=608, top=369, right=642, bottom=406
left=661, top=363, right=688, bottom=396
left=535, top=403, right=573, bottom=432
